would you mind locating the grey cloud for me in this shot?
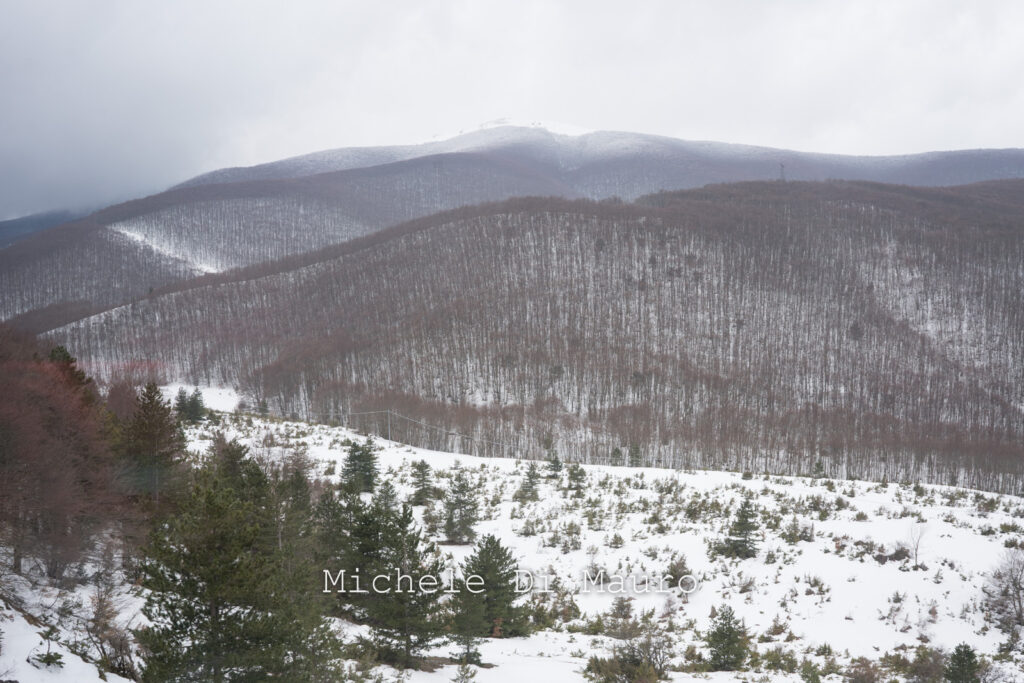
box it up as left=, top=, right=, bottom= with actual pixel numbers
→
left=1, top=0, right=1023, bottom=219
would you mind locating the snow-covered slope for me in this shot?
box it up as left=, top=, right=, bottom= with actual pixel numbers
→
left=177, top=409, right=1023, bottom=681
left=0, top=606, right=132, bottom=683
left=4, top=394, right=1020, bottom=681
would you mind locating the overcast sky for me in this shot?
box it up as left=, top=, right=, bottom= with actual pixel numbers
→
left=1, top=0, right=1022, bottom=219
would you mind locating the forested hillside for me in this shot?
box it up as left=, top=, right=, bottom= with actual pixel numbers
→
left=5, top=125, right=1024, bottom=330
left=52, top=180, right=1024, bottom=492
left=0, top=152, right=573, bottom=327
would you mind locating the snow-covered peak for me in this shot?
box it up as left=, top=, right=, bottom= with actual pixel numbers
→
left=423, top=118, right=593, bottom=144
left=474, top=118, right=594, bottom=137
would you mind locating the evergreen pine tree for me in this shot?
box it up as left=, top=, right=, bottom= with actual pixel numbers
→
left=545, top=452, right=563, bottom=478
left=313, top=489, right=350, bottom=582
left=566, top=463, right=586, bottom=494
left=611, top=447, right=624, bottom=467
left=267, top=461, right=313, bottom=560
left=173, top=387, right=206, bottom=424
left=47, top=344, right=93, bottom=398
left=514, top=462, right=540, bottom=502
left=186, top=388, right=205, bottom=423
left=313, top=488, right=366, bottom=617
left=173, top=388, right=190, bottom=421
left=704, top=605, right=749, bottom=671
left=451, top=662, right=478, bottom=682
left=136, top=439, right=341, bottom=681
left=422, top=501, right=443, bottom=536
left=319, top=485, right=447, bottom=667
left=448, top=578, right=489, bottom=664
left=944, top=643, right=980, bottom=683
left=723, top=499, right=759, bottom=559
left=341, top=438, right=379, bottom=493
left=444, top=470, right=479, bottom=544
left=264, top=463, right=343, bottom=681
left=461, top=535, right=527, bottom=637
left=124, top=382, right=185, bottom=510
left=375, top=480, right=400, bottom=510
left=365, top=496, right=447, bottom=667
left=411, top=460, right=434, bottom=506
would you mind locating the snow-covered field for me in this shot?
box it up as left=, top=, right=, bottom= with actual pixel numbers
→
left=3, top=394, right=1023, bottom=681
left=192, top=412, right=1023, bottom=681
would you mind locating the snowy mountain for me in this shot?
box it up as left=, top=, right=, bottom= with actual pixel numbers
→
left=175, top=123, right=1024, bottom=193
left=4, top=125, right=1024, bottom=329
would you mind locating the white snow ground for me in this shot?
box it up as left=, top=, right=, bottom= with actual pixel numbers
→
left=183, top=412, right=1024, bottom=681
left=160, top=383, right=241, bottom=413
left=3, top=395, right=1022, bottom=681
left=0, top=606, right=131, bottom=683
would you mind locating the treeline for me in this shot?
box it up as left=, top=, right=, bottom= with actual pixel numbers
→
left=53, top=181, right=1024, bottom=492
left=0, top=329, right=201, bottom=584
left=1, top=329, right=536, bottom=678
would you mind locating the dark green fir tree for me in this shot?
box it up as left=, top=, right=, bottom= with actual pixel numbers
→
left=461, top=534, right=527, bottom=637
left=341, top=438, right=379, bottom=493
left=514, top=462, right=540, bottom=502
left=545, top=451, right=563, bottom=478
left=124, top=382, right=185, bottom=510
left=366, top=496, right=447, bottom=667
left=410, top=459, right=434, bottom=505
left=173, top=388, right=190, bottom=420
left=722, top=498, right=759, bottom=559
left=945, top=643, right=981, bottom=683
left=136, top=438, right=341, bottom=681
left=448, top=577, right=489, bottom=664
left=173, top=387, right=206, bottom=424
left=444, top=469, right=479, bottom=544
left=186, top=388, right=205, bottom=423
left=704, top=605, right=750, bottom=671
left=566, top=463, right=586, bottom=494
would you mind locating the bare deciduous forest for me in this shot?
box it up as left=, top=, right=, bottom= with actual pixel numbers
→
left=49, top=180, right=1024, bottom=492
left=6, top=131, right=1024, bottom=330
left=0, top=152, right=574, bottom=325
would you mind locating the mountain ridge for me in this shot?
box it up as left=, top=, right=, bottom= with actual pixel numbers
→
left=173, top=125, right=1024, bottom=190
left=5, top=125, right=1024, bottom=333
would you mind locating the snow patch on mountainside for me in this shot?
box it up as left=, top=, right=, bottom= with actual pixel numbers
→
left=108, top=225, right=220, bottom=274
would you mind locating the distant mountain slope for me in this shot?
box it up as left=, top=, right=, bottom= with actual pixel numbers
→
left=0, top=209, right=82, bottom=247
left=0, top=151, right=574, bottom=325
left=52, top=180, right=1024, bottom=492
left=5, top=125, right=1024, bottom=328
left=176, top=125, right=1024, bottom=194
